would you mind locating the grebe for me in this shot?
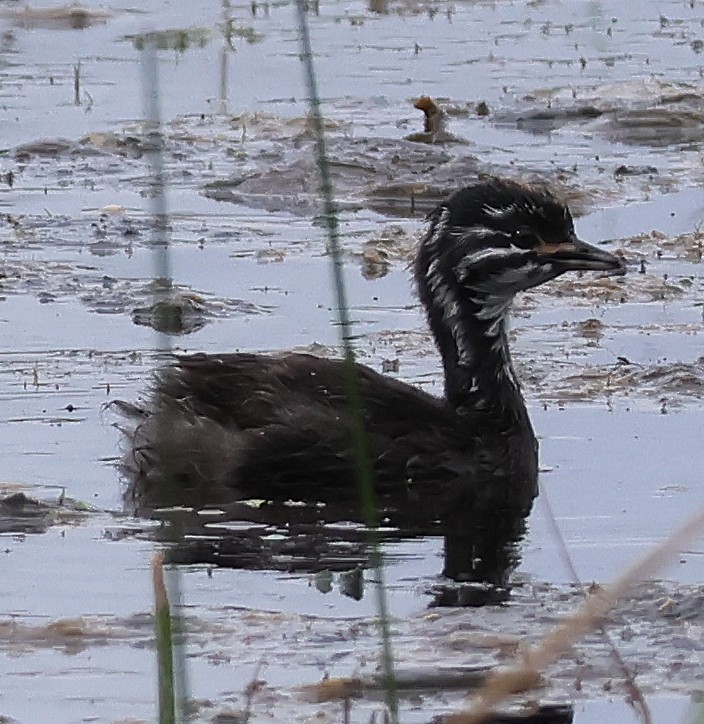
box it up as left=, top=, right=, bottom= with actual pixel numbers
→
left=118, top=178, right=624, bottom=520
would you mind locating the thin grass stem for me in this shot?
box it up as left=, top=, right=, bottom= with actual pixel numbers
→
left=539, top=490, right=651, bottom=724
left=444, top=507, right=704, bottom=723
left=141, top=39, right=189, bottom=723
left=294, top=2, right=398, bottom=719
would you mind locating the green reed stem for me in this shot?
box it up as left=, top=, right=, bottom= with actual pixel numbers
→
left=153, top=553, right=176, bottom=724
left=689, top=702, right=704, bottom=724
left=295, top=2, right=398, bottom=720
left=142, top=40, right=189, bottom=724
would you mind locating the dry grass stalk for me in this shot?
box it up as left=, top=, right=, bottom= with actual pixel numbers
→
left=305, top=677, right=364, bottom=702
left=302, top=668, right=492, bottom=703
left=441, top=507, right=704, bottom=724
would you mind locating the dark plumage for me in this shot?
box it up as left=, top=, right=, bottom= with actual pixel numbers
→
left=118, top=178, right=624, bottom=520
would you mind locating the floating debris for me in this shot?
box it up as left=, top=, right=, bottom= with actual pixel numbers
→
left=3, top=4, right=113, bottom=31
left=405, top=95, right=467, bottom=144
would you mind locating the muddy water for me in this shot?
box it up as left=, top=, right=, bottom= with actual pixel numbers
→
left=1, top=0, right=704, bottom=722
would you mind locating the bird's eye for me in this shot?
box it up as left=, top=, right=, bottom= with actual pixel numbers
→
left=511, top=228, right=536, bottom=249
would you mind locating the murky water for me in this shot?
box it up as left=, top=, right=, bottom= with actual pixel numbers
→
left=1, top=0, right=704, bottom=721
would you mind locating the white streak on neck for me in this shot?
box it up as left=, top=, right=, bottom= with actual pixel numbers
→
left=424, top=208, right=472, bottom=364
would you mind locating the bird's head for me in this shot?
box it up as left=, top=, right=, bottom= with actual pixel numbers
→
left=421, top=178, right=625, bottom=306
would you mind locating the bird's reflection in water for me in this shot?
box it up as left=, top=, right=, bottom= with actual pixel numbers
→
left=137, top=488, right=530, bottom=609
left=437, top=507, right=528, bottom=606
left=139, top=493, right=580, bottom=723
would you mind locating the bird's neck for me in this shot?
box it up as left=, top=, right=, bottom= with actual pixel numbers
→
left=416, top=244, right=527, bottom=422
left=433, top=302, right=525, bottom=418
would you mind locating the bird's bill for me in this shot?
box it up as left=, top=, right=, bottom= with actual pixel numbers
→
left=539, top=236, right=626, bottom=274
